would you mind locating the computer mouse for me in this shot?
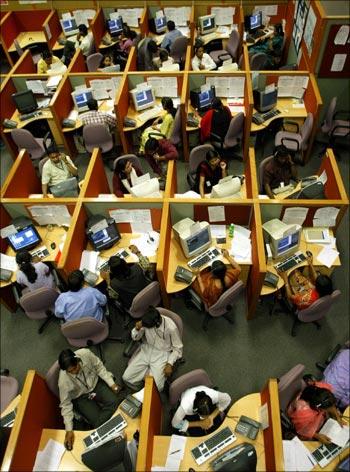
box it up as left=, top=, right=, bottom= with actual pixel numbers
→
left=51, top=242, right=56, bottom=250
left=306, top=250, right=312, bottom=257
left=65, top=443, right=72, bottom=451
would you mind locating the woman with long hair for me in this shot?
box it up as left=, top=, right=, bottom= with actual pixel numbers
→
left=16, top=250, right=55, bottom=292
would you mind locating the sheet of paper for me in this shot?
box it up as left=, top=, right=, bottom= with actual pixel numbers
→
left=93, top=89, right=110, bottom=100
left=282, top=436, right=316, bottom=471
left=117, top=8, right=140, bottom=27
left=26, top=80, right=47, bottom=95
left=303, top=5, right=316, bottom=56
left=282, top=207, right=309, bottom=226
left=208, top=206, right=225, bottom=223
left=130, top=232, right=159, bottom=256
left=28, top=205, right=71, bottom=227
left=110, top=209, right=133, bottom=223
left=234, top=225, right=251, bottom=239
left=283, top=440, right=297, bottom=471
left=165, top=435, right=187, bottom=470
left=316, top=245, right=339, bottom=268
left=130, top=221, right=153, bottom=234
left=0, top=254, right=17, bottom=271
left=132, top=387, right=144, bottom=403
left=0, top=224, right=17, bottom=239
left=80, top=250, right=99, bottom=273
left=334, top=25, right=350, bottom=45
left=313, top=207, right=339, bottom=227
left=174, top=191, right=201, bottom=199
left=318, top=170, right=328, bottom=185
left=331, top=54, right=347, bottom=72
left=259, top=403, right=269, bottom=429
left=147, top=77, right=178, bottom=98
left=319, top=418, right=350, bottom=447
left=210, top=225, right=226, bottom=239
left=33, top=439, right=66, bottom=471
left=211, top=7, right=235, bottom=25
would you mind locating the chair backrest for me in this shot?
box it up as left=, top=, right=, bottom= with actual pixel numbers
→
left=129, top=281, right=161, bottom=318
left=20, top=287, right=59, bottom=319
left=188, top=144, right=214, bottom=172
left=278, top=364, right=305, bottom=412
left=45, top=361, right=60, bottom=398
left=170, top=36, right=188, bottom=62
left=86, top=52, right=103, bottom=72
left=324, top=97, right=337, bottom=130
left=258, top=155, right=274, bottom=193
left=83, top=124, right=113, bottom=153
left=133, top=33, right=143, bottom=48
left=11, top=129, right=39, bottom=151
left=207, top=280, right=244, bottom=317
left=169, top=369, right=213, bottom=407
left=170, top=107, right=182, bottom=146
left=157, top=307, right=183, bottom=339
left=39, top=156, right=49, bottom=176
left=250, top=53, right=268, bottom=70
left=226, top=30, right=240, bottom=61
left=224, top=112, right=244, bottom=148
left=300, top=112, right=314, bottom=147
left=61, top=317, right=109, bottom=347
left=238, top=54, right=244, bottom=70
left=0, top=375, right=19, bottom=413
left=297, top=290, right=341, bottom=323
left=113, top=154, right=142, bottom=171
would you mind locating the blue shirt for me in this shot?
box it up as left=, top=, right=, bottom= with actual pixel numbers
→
left=55, top=287, right=107, bottom=322
left=161, top=29, right=183, bottom=50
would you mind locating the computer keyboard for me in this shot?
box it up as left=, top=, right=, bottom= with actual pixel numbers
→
left=188, top=247, right=221, bottom=269
left=83, top=414, right=127, bottom=449
left=138, top=105, right=163, bottom=122
left=0, top=409, right=16, bottom=428
left=97, top=249, right=129, bottom=272
left=19, top=111, right=42, bottom=121
left=311, top=441, right=349, bottom=468
left=30, top=246, right=50, bottom=259
left=216, top=26, right=230, bottom=35
left=191, top=426, right=236, bottom=465
left=274, top=251, right=306, bottom=272
left=203, top=32, right=218, bottom=43
left=272, top=183, right=296, bottom=195
left=252, top=108, right=281, bottom=125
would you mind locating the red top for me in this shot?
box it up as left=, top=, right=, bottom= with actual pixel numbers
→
left=290, top=288, right=319, bottom=310
left=112, top=165, right=143, bottom=197
left=145, top=138, right=178, bottom=174
left=200, top=107, right=231, bottom=143
left=191, top=267, right=240, bottom=307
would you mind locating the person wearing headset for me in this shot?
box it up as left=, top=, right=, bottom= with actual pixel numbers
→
left=58, top=348, right=123, bottom=451
left=287, top=381, right=346, bottom=443
left=263, top=145, right=299, bottom=198
left=122, top=307, right=183, bottom=392
left=172, top=387, right=231, bottom=437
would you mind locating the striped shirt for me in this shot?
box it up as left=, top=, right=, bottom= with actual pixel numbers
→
left=80, top=110, right=116, bottom=130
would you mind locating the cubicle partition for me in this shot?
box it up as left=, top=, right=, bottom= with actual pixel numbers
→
left=68, top=49, right=87, bottom=73
left=0, top=76, right=19, bottom=158
left=10, top=49, right=36, bottom=75
left=43, top=9, right=62, bottom=52
left=90, top=7, right=105, bottom=52
left=1, top=149, right=41, bottom=198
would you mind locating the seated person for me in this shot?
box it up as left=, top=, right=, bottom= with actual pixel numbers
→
left=80, top=98, right=116, bottom=131
left=154, top=48, right=176, bottom=70
left=172, top=386, right=231, bottom=436
left=97, top=53, right=115, bottom=71
left=200, top=98, right=232, bottom=144
left=139, top=97, right=177, bottom=154
left=116, top=29, right=137, bottom=55
left=323, top=348, right=350, bottom=410
left=122, top=307, right=183, bottom=392
left=263, top=145, right=299, bottom=198
left=58, top=348, right=122, bottom=451
left=101, top=246, right=152, bottom=309
left=37, top=50, right=65, bottom=74
left=113, top=158, right=144, bottom=197
left=75, top=24, right=94, bottom=57
left=277, top=253, right=333, bottom=311
left=144, top=136, right=178, bottom=178
left=61, top=40, right=76, bottom=66
left=248, top=23, right=284, bottom=69
left=287, top=381, right=345, bottom=443
left=195, top=149, right=227, bottom=198
left=41, top=148, right=78, bottom=198
left=137, top=38, right=159, bottom=71
left=55, top=270, right=107, bottom=322
left=161, top=20, right=183, bottom=51
left=191, top=249, right=241, bottom=307
left=16, top=250, right=56, bottom=292
left=192, top=45, right=216, bottom=71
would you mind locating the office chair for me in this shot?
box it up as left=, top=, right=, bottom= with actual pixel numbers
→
left=249, top=52, right=268, bottom=70
left=210, top=112, right=244, bottom=159
left=18, top=287, right=60, bottom=334
left=169, top=369, right=213, bottom=407
left=315, top=341, right=349, bottom=373
left=277, top=364, right=305, bottom=412
left=187, top=280, right=245, bottom=331
left=209, top=30, right=240, bottom=67
left=258, top=155, right=273, bottom=193
left=169, top=36, right=188, bottom=68
left=83, top=123, right=114, bottom=154
left=319, top=97, right=350, bottom=157
left=113, top=154, right=142, bottom=172
left=279, top=64, right=297, bottom=70
left=146, top=108, right=182, bottom=148
left=86, top=52, right=103, bottom=72
left=238, top=54, right=244, bottom=70
left=11, top=129, right=52, bottom=162
left=0, top=370, right=19, bottom=413
left=128, top=281, right=162, bottom=319
left=187, top=144, right=214, bottom=190
left=275, top=112, right=314, bottom=164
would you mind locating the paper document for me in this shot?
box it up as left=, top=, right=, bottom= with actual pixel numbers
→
left=313, top=207, right=339, bottom=227
left=210, top=225, right=226, bottom=239
left=208, top=206, right=225, bottom=223
left=331, top=54, right=347, bottom=72
left=282, top=207, right=308, bottom=226
left=165, top=435, right=187, bottom=471
left=79, top=250, right=99, bottom=273
left=0, top=224, right=17, bottom=239
left=211, top=7, right=235, bottom=25
left=282, top=436, right=316, bottom=471
left=0, top=254, right=17, bottom=271
left=319, top=418, right=350, bottom=447
left=334, top=25, right=349, bottom=45
left=26, top=80, right=47, bottom=95
left=28, top=205, right=71, bottom=227
left=174, top=191, right=201, bottom=199
left=316, top=246, right=339, bottom=268
left=132, top=387, right=144, bottom=403
left=130, top=231, right=159, bottom=257
left=33, top=439, right=66, bottom=471
left=230, top=229, right=252, bottom=262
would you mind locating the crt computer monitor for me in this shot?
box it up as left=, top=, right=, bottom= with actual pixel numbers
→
left=130, top=86, right=155, bottom=111
left=262, top=219, right=301, bottom=260
left=183, top=226, right=212, bottom=258
left=198, top=15, right=216, bottom=35
left=60, top=18, right=78, bottom=36
left=11, top=90, right=38, bottom=114
left=71, top=89, right=94, bottom=112
left=7, top=225, right=42, bottom=252
left=108, top=17, right=123, bottom=36
left=248, top=11, right=262, bottom=32
left=155, top=15, right=167, bottom=33
left=211, top=176, right=241, bottom=198
left=253, top=88, right=278, bottom=113
left=190, top=86, right=216, bottom=112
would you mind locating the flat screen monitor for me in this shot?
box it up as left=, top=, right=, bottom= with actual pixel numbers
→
left=155, top=15, right=167, bottom=34
left=249, top=11, right=262, bottom=32
left=130, top=86, right=155, bottom=111
left=184, top=227, right=211, bottom=258
left=11, top=90, right=38, bottom=114
left=253, top=88, right=278, bottom=113
left=198, top=14, right=216, bottom=35
left=211, top=176, right=241, bottom=198
left=108, top=17, right=123, bottom=36
left=88, top=224, right=121, bottom=251
left=7, top=225, right=42, bottom=252
left=60, top=18, right=78, bottom=36
left=71, top=88, right=94, bottom=112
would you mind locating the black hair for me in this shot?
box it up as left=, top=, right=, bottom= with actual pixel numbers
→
left=300, top=385, right=336, bottom=411
left=194, top=37, right=204, bottom=49
left=122, top=23, right=131, bottom=36
left=193, top=391, right=215, bottom=416
left=42, top=50, right=53, bottom=60
left=315, top=275, right=333, bottom=297
left=116, top=158, right=129, bottom=177
left=109, top=256, right=131, bottom=279
left=141, top=306, right=161, bottom=328
left=274, top=23, right=284, bottom=37
left=147, top=40, right=158, bottom=53
left=68, top=270, right=84, bottom=292
left=194, top=45, right=204, bottom=55
left=167, top=20, right=176, bottom=31
left=78, top=24, right=88, bottom=36
left=125, top=29, right=137, bottom=40
left=145, top=137, right=159, bottom=155
left=47, top=143, right=59, bottom=156
left=87, top=98, right=98, bottom=111
left=58, top=349, right=79, bottom=371
left=274, top=144, right=290, bottom=160
left=205, top=149, right=220, bottom=162
left=16, top=250, right=37, bottom=284
left=211, top=260, right=227, bottom=290
left=159, top=49, right=169, bottom=62
left=211, top=97, right=223, bottom=111
left=161, top=97, right=176, bottom=118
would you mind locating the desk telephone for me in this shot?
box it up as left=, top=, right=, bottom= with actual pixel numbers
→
left=235, top=415, right=261, bottom=440
left=119, top=395, right=142, bottom=418
left=175, top=266, right=193, bottom=284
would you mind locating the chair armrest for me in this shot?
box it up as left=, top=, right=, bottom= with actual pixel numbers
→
left=149, top=132, right=166, bottom=140
left=12, top=283, right=21, bottom=305
left=331, top=123, right=350, bottom=138
left=282, top=120, right=300, bottom=133
left=123, top=339, right=140, bottom=358
left=43, top=131, right=52, bottom=152
left=325, top=343, right=342, bottom=365
left=281, top=136, right=300, bottom=151
left=218, top=53, right=231, bottom=61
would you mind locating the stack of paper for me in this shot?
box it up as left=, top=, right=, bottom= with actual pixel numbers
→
left=164, top=435, right=187, bottom=471
left=174, top=191, right=201, bottom=199
left=130, top=231, right=160, bottom=257
left=319, top=418, right=350, bottom=447
left=229, top=225, right=252, bottom=262
left=33, top=439, right=66, bottom=471
left=0, top=254, right=17, bottom=271
left=282, top=436, right=316, bottom=471
left=79, top=250, right=99, bottom=273
left=316, top=245, right=339, bottom=268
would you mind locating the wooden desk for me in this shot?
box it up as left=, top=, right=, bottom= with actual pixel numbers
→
left=99, top=28, right=141, bottom=50
left=166, top=229, right=251, bottom=294
left=8, top=31, right=46, bottom=53
left=152, top=393, right=266, bottom=470
left=38, top=408, right=140, bottom=471
left=246, top=27, right=275, bottom=47
left=200, top=29, right=232, bottom=47
left=62, top=100, right=116, bottom=132
left=123, top=98, right=165, bottom=132
left=250, top=98, right=307, bottom=133
left=260, top=230, right=341, bottom=296
left=0, top=225, right=67, bottom=289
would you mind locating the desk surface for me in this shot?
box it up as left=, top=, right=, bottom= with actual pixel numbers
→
left=261, top=229, right=340, bottom=296
left=251, top=98, right=307, bottom=133
left=123, top=98, right=165, bottom=132
left=8, top=31, right=46, bottom=53
left=246, top=27, right=274, bottom=47
left=200, top=28, right=232, bottom=46
left=152, top=392, right=266, bottom=470
left=3, top=109, right=53, bottom=133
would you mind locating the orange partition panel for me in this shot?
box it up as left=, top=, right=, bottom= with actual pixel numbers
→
left=0, top=205, right=11, bottom=253
left=116, top=75, right=131, bottom=151
left=165, top=160, right=176, bottom=198
left=125, top=46, right=137, bottom=72
left=139, top=9, right=148, bottom=37
left=283, top=1, right=296, bottom=64
left=50, top=76, right=75, bottom=156
left=10, top=49, right=36, bottom=74
left=156, top=202, right=171, bottom=308
left=91, top=8, right=105, bottom=52
left=1, top=150, right=41, bottom=198
left=68, top=49, right=87, bottom=73
left=243, top=70, right=253, bottom=160
left=320, top=149, right=349, bottom=201
left=13, top=10, right=51, bottom=30
left=44, top=10, right=62, bottom=50
left=0, top=13, right=21, bottom=49
left=1, top=370, right=63, bottom=472
left=245, top=147, right=259, bottom=199
left=194, top=203, right=251, bottom=225
left=80, top=148, right=110, bottom=197
left=0, top=77, right=19, bottom=159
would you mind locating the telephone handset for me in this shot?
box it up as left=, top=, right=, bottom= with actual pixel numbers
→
left=235, top=415, right=261, bottom=440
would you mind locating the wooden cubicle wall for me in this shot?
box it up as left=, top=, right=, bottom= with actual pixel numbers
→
left=0, top=76, right=19, bottom=159
left=10, top=50, right=36, bottom=75
left=1, top=370, right=63, bottom=472
left=1, top=149, right=41, bottom=198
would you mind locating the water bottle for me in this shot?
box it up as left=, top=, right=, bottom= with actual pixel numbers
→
left=229, top=224, right=235, bottom=238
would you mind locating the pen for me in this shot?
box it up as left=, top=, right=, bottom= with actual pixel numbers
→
left=170, top=449, right=181, bottom=455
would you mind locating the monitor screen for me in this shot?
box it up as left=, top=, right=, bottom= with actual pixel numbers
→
left=261, top=89, right=278, bottom=111
left=277, top=232, right=299, bottom=255
left=198, top=87, right=215, bottom=110
left=108, top=17, right=123, bottom=36
left=131, top=87, right=155, bottom=111
left=7, top=225, right=41, bottom=252
left=89, top=224, right=121, bottom=251
left=61, top=18, right=77, bottom=33
left=155, top=15, right=167, bottom=33
left=199, top=15, right=216, bottom=35
left=11, top=90, right=38, bottom=114
left=186, top=228, right=211, bottom=255
left=250, top=11, right=262, bottom=31
left=71, top=89, right=94, bottom=111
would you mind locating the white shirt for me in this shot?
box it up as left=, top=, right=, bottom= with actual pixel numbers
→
left=121, top=167, right=139, bottom=194
left=192, top=53, right=216, bottom=71
left=76, top=33, right=93, bottom=56
left=16, top=262, right=55, bottom=292
left=171, top=386, right=231, bottom=432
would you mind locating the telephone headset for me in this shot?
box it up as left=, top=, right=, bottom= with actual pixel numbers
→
left=315, top=395, right=334, bottom=409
